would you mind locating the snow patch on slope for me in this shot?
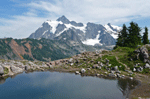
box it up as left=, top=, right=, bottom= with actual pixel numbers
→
left=65, top=23, right=87, bottom=33
left=82, top=32, right=101, bottom=46
left=56, top=23, right=87, bottom=37
left=45, top=20, right=63, bottom=33
left=56, top=28, right=68, bottom=37
left=110, top=33, right=118, bottom=39
left=42, top=30, right=48, bottom=35
left=104, top=24, right=114, bottom=32
left=104, top=24, right=122, bottom=39
left=111, top=25, right=122, bottom=31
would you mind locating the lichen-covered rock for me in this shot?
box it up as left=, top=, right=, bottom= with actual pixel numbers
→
left=0, top=65, right=4, bottom=76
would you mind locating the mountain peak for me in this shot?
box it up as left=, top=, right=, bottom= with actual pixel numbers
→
left=107, top=23, right=111, bottom=26
left=56, top=15, right=70, bottom=24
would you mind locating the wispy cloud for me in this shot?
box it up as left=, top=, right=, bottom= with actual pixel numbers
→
left=0, top=0, right=150, bottom=38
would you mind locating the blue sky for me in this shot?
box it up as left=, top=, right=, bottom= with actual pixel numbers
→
left=0, top=0, right=150, bottom=38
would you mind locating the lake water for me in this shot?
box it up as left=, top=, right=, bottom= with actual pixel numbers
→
left=0, top=71, right=138, bottom=99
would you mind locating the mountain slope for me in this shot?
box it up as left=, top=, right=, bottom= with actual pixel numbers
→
left=0, top=38, right=96, bottom=61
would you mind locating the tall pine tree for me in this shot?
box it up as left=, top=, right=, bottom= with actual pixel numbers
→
left=121, top=24, right=128, bottom=46
left=116, top=24, right=128, bottom=47
left=142, top=27, right=149, bottom=44
left=127, top=22, right=141, bottom=47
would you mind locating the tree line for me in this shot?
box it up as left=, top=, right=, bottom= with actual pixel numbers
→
left=115, top=21, right=149, bottom=48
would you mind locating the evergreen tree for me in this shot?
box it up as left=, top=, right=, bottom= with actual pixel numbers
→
left=142, top=27, right=149, bottom=44
left=116, top=32, right=122, bottom=47
left=116, top=24, right=128, bottom=47
left=127, top=22, right=142, bottom=47
left=121, top=24, right=128, bottom=46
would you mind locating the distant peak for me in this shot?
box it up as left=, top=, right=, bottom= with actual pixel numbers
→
left=56, top=15, right=70, bottom=24
left=107, top=23, right=111, bottom=26
left=61, top=15, right=67, bottom=19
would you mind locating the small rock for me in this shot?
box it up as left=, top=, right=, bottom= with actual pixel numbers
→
left=81, top=68, right=86, bottom=74
left=96, top=74, right=100, bottom=77
left=129, top=58, right=133, bottom=61
left=96, top=66, right=101, bottom=70
left=70, top=63, right=74, bottom=66
left=68, top=58, right=73, bottom=63
left=137, top=67, right=143, bottom=72
left=87, top=68, right=91, bottom=70
left=98, top=61, right=101, bottom=65
left=133, top=68, right=136, bottom=72
left=121, top=75, right=125, bottom=78
left=108, top=64, right=111, bottom=66
left=116, top=70, right=121, bottom=74
left=114, top=66, right=118, bottom=71
left=145, top=63, right=150, bottom=69
left=116, top=73, right=121, bottom=78
left=49, top=65, right=53, bottom=68
left=100, top=63, right=104, bottom=67
left=110, top=70, right=115, bottom=74
left=128, top=71, right=133, bottom=74
left=75, top=71, right=80, bottom=74
left=92, top=64, right=98, bottom=69
left=25, top=66, right=30, bottom=71
left=130, top=77, right=133, bottom=80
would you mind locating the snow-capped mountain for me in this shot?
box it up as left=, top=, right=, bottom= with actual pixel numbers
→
left=29, top=15, right=122, bottom=46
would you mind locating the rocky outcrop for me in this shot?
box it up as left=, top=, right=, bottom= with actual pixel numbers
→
left=135, top=46, right=149, bottom=63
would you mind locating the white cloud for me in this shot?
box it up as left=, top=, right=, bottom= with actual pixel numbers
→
left=0, top=0, right=150, bottom=38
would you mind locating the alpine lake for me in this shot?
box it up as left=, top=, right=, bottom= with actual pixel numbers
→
left=0, top=71, right=139, bottom=99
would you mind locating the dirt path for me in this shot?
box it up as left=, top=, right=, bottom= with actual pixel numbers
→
left=115, top=56, right=130, bottom=70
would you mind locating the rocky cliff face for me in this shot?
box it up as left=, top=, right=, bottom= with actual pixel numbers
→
left=29, top=15, right=122, bottom=46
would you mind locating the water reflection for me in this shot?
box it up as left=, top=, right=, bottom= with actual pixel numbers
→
left=117, top=78, right=139, bottom=97
left=0, top=78, right=5, bottom=84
